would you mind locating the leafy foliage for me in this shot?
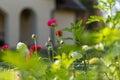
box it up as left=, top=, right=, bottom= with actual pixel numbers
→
left=87, top=16, right=105, bottom=24
left=1, top=50, right=47, bottom=80
left=0, top=0, right=120, bottom=80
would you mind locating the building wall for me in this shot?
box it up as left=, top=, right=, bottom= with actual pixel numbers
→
left=0, top=0, right=77, bottom=48
left=54, top=10, right=75, bottom=45
left=0, top=0, right=55, bottom=48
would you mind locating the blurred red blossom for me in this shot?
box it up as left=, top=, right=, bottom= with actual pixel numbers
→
left=56, top=30, right=62, bottom=37
left=47, top=19, right=57, bottom=27
left=26, top=45, right=42, bottom=60
left=29, top=45, right=42, bottom=52
left=1, top=45, right=9, bottom=50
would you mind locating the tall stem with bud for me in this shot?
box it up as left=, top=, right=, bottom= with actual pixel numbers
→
left=32, top=34, right=37, bottom=56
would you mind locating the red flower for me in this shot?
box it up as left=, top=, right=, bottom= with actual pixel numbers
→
left=47, top=19, right=57, bottom=27
left=56, top=30, right=62, bottom=37
left=29, top=45, right=42, bottom=52
left=1, top=45, right=9, bottom=50
left=26, top=45, right=42, bottom=60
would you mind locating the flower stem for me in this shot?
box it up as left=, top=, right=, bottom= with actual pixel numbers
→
left=51, top=48, right=55, bottom=62
left=34, top=38, right=37, bottom=56
left=83, top=52, right=88, bottom=80
left=104, top=72, right=111, bottom=80
left=48, top=50, right=52, bottom=63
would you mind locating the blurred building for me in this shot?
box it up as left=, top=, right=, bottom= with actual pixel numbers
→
left=0, top=0, right=86, bottom=48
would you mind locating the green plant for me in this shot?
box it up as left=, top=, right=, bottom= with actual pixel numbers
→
left=0, top=0, right=120, bottom=80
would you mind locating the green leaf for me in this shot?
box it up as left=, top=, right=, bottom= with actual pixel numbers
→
left=114, top=12, right=120, bottom=26
left=62, top=27, right=72, bottom=32
left=87, top=16, right=105, bottom=24
left=2, top=50, right=47, bottom=79
left=0, top=70, right=20, bottom=80
left=63, top=37, right=73, bottom=40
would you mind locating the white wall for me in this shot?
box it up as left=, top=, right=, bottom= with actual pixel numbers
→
left=54, top=10, right=75, bottom=45
left=0, top=0, right=55, bottom=48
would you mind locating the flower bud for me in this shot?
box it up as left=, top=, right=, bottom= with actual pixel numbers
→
left=45, top=42, right=49, bottom=47
left=71, top=52, right=82, bottom=59
left=48, top=37, right=52, bottom=42
left=94, top=43, right=104, bottom=51
left=60, top=40, right=64, bottom=45
left=82, top=45, right=91, bottom=51
left=116, top=62, right=119, bottom=65
left=89, top=57, right=100, bottom=65
left=82, top=60, right=88, bottom=64
left=48, top=46, right=53, bottom=51
left=56, top=30, right=62, bottom=37
left=32, top=34, right=37, bottom=39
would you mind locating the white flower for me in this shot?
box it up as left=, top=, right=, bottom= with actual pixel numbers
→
left=54, top=60, right=61, bottom=65
left=71, top=52, right=82, bottom=59
left=16, top=42, right=29, bottom=55
left=54, top=76, right=58, bottom=80
left=69, top=75, right=74, bottom=80
left=82, top=45, right=91, bottom=51
left=94, top=43, right=104, bottom=50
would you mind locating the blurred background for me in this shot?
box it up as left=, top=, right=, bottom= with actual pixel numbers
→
left=0, top=0, right=120, bottom=48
